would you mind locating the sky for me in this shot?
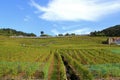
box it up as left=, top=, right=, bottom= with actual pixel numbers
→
left=0, top=0, right=120, bottom=36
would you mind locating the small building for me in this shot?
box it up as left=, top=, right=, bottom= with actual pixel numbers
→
left=108, top=37, right=120, bottom=45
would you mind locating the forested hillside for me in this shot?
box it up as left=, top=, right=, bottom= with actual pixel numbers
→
left=90, top=25, right=120, bottom=36
left=0, top=28, right=36, bottom=36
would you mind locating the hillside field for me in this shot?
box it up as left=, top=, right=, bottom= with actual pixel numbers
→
left=0, top=36, right=120, bottom=80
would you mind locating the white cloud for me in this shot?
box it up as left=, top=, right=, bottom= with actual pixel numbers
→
left=51, top=29, right=60, bottom=35
left=62, top=24, right=82, bottom=30
left=51, top=28, right=91, bottom=35
left=24, top=16, right=31, bottom=21
left=63, top=28, right=91, bottom=34
left=30, top=0, right=120, bottom=21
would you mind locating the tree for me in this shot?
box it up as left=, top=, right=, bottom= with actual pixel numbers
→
left=0, top=28, right=36, bottom=36
left=65, top=33, right=70, bottom=36
left=90, top=25, right=120, bottom=37
left=40, top=31, right=44, bottom=35
left=71, top=33, right=76, bottom=36
left=58, top=34, right=63, bottom=36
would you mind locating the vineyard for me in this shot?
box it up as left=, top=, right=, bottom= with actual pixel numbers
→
left=0, top=36, right=120, bottom=80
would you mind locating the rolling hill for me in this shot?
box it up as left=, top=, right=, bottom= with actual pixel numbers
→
left=0, top=28, right=36, bottom=36
left=90, top=25, right=120, bottom=36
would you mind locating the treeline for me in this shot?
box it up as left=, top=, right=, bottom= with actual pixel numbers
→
left=57, top=33, right=76, bottom=37
left=90, top=25, right=120, bottom=37
left=0, top=28, right=36, bottom=36
left=1, top=24, right=120, bottom=37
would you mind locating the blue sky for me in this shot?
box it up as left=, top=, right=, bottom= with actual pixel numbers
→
left=0, top=0, right=120, bottom=36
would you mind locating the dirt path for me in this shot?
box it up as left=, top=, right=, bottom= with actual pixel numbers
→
left=61, top=56, right=80, bottom=80
left=48, top=56, right=54, bottom=80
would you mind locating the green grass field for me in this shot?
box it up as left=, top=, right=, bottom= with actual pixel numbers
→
left=0, top=36, right=120, bottom=80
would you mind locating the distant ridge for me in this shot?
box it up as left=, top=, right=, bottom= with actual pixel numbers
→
left=0, top=28, right=36, bottom=36
left=90, top=25, right=120, bottom=37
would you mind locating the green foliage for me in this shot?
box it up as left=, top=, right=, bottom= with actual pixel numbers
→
left=88, top=63, right=120, bottom=78
left=0, top=28, right=36, bottom=36
left=40, top=31, right=44, bottom=35
left=0, top=35, right=120, bottom=79
left=0, top=62, right=41, bottom=77
left=60, top=49, right=93, bottom=80
left=59, top=49, right=120, bottom=79
left=58, top=34, right=63, bottom=36
left=58, top=33, right=76, bottom=36
left=55, top=51, right=67, bottom=80
left=90, top=25, right=120, bottom=37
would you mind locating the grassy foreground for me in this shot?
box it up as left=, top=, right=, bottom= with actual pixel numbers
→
left=0, top=36, right=120, bottom=80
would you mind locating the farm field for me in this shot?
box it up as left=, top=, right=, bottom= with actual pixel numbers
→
left=0, top=36, right=120, bottom=80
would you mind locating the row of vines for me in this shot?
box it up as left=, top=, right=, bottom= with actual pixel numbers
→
left=59, top=49, right=120, bottom=80
left=0, top=48, right=120, bottom=80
